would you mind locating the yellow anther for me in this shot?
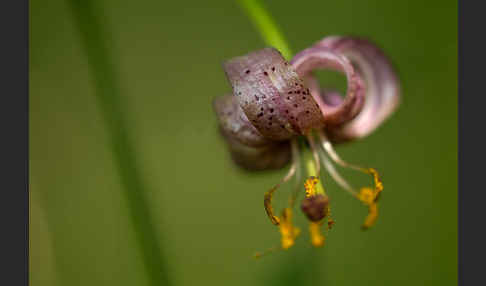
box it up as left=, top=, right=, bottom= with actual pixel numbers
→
left=326, top=205, right=335, bottom=230
left=362, top=203, right=378, bottom=230
left=358, top=187, right=376, bottom=205
left=358, top=187, right=380, bottom=230
left=366, top=168, right=383, bottom=195
left=254, top=208, right=300, bottom=258
left=279, top=208, right=300, bottom=249
left=309, top=221, right=325, bottom=247
left=304, top=176, right=319, bottom=197
left=262, top=152, right=299, bottom=226
left=264, top=187, right=280, bottom=225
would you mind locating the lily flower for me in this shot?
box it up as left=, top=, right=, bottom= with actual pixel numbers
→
left=213, top=36, right=400, bottom=256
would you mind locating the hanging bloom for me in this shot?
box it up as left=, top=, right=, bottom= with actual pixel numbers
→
left=213, top=36, right=400, bottom=256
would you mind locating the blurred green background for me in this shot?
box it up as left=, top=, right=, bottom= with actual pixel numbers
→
left=30, top=0, right=457, bottom=285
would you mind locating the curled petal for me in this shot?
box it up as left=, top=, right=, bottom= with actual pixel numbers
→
left=223, top=48, right=325, bottom=141
left=213, top=95, right=291, bottom=170
left=221, top=132, right=291, bottom=171
left=213, top=94, right=268, bottom=147
left=291, top=46, right=365, bottom=126
left=308, top=36, right=401, bottom=141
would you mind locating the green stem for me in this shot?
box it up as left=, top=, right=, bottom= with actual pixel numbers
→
left=304, top=148, right=326, bottom=196
left=66, top=1, right=170, bottom=285
left=237, top=0, right=293, bottom=59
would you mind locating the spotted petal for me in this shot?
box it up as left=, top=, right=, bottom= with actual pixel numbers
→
left=213, top=95, right=291, bottom=170
left=213, top=94, right=268, bottom=147
left=223, top=48, right=325, bottom=141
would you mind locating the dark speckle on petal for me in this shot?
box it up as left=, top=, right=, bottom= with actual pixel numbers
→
left=223, top=47, right=325, bottom=139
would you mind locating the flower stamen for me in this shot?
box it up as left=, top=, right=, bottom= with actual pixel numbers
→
left=358, top=187, right=380, bottom=230
left=318, top=130, right=382, bottom=190
left=301, top=148, right=332, bottom=247
left=326, top=205, right=335, bottom=230
left=318, top=129, right=383, bottom=229
left=279, top=208, right=300, bottom=249
left=254, top=208, right=300, bottom=259
left=320, top=150, right=357, bottom=196
left=263, top=139, right=299, bottom=225
left=309, top=221, right=325, bottom=247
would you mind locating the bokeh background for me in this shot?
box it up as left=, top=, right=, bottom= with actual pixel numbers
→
left=30, top=0, right=457, bottom=285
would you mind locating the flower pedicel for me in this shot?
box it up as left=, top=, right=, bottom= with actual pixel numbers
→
left=213, top=36, right=400, bottom=257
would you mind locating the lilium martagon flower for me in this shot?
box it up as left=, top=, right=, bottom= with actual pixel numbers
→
left=213, top=36, right=400, bottom=257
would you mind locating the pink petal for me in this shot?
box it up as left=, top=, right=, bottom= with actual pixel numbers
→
left=312, top=36, right=401, bottom=141
left=213, top=95, right=268, bottom=147
left=223, top=48, right=325, bottom=140
left=223, top=134, right=291, bottom=171
left=213, top=94, right=291, bottom=170
left=291, top=46, right=365, bottom=126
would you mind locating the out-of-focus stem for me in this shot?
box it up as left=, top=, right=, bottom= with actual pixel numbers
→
left=66, top=1, right=171, bottom=285
left=237, top=0, right=293, bottom=59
